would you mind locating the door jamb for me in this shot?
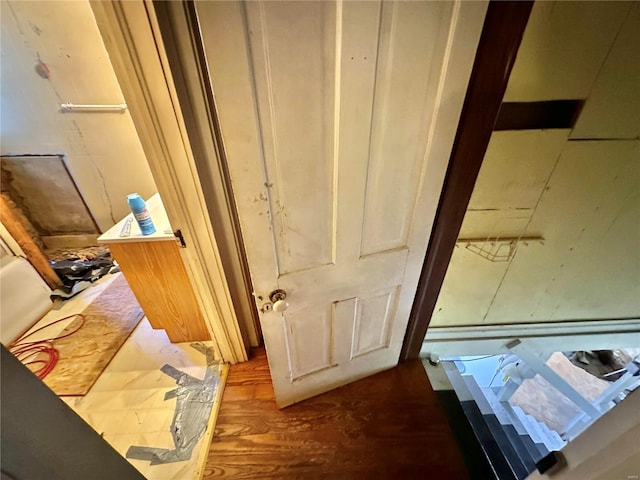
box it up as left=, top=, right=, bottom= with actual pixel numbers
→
left=151, top=0, right=261, bottom=350
left=90, top=0, right=250, bottom=363
left=401, top=1, right=534, bottom=360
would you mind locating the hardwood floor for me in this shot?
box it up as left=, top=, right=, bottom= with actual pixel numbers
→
left=203, top=348, right=469, bottom=479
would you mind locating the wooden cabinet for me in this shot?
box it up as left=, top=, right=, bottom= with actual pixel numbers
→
left=98, top=194, right=210, bottom=343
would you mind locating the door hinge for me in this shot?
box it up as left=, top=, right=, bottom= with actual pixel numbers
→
left=174, top=229, right=187, bottom=248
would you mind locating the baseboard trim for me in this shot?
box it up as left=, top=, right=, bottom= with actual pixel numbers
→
left=423, top=318, right=640, bottom=357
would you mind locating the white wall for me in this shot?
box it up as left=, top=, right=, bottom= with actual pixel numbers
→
left=431, top=2, right=640, bottom=327
left=0, top=1, right=157, bottom=232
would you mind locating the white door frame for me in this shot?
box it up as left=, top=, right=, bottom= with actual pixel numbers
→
left=90, top=0, right=251, bottom=363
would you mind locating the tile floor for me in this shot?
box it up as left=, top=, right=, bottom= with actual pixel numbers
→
left=24, top=272, right=227, bottom=480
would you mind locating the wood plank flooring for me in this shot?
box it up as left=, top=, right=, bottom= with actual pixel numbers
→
left=204, top=348, right=469, bottom=479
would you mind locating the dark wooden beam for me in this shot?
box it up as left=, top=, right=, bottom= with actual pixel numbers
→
left=401, top=1, right=534, bottom=360
left=495, top=100, right=585, bottom=131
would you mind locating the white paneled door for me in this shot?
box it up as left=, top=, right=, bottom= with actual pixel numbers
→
left=197, top=0, right=486, bottom=406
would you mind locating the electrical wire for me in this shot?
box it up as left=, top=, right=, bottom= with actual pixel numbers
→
left=488, top=368, right=501, bottom=388
left=489, top=354, right=509, bottom=388
left=9, top=313, right=86, bottom=380
left=459, top=354, right=499, bottom=362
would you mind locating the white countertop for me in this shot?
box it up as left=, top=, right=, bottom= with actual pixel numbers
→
left=98, top=193, right=175, bottom=243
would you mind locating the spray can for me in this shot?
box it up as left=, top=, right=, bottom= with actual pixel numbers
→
left=127, top=193, right=156, bottom=235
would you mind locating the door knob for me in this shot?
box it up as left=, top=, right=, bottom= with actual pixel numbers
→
left=269, top=289, right=289, bottom=313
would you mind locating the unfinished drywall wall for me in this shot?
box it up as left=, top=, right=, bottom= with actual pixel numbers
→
left=433, top=133, right=639, bottom=326
left=1, top=155, right=99, bottom=235
left=431, top=2, right=640, bottom=327
left=0, top=1, right=157, bottom=232
left=504, top=1, right=632, bottom=102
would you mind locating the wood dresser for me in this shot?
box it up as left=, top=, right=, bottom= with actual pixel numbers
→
left=98, top=193, right=210, bottom=342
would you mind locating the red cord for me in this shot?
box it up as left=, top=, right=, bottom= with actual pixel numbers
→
left=9, top=313, right=86, bottom=379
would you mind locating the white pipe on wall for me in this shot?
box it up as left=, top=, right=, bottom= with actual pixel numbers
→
left=60, top=103, right=128, bottom=113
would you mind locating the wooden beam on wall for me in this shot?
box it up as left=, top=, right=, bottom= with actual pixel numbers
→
left=0, top=193, right=62, bottom=289
left=401, top=1, right=534, bottom=360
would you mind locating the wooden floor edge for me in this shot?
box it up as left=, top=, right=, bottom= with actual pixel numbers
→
left=194, top=362, right=230, bottom=480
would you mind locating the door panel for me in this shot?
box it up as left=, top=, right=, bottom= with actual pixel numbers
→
left=284, top=306, right=334, bottom=379
left=245, top=1, right=336, bottom=275
left=361, top=2, right=449, bottom=256
left=351, top=288, right=398, bottom=358
left=197, top=0, right=487, bottom=406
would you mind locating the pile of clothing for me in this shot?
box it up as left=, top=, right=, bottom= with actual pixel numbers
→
left=49, top=248, right=117, bottom=299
